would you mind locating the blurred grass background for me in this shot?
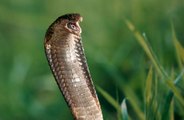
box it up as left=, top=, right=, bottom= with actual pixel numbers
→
left=0, top=0, right=184, bottom=120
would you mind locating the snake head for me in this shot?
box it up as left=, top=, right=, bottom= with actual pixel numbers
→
left=63, top=13, right=83, bottom=35
left=56, top=13, right=83, bottom=36
left=45, top=13, right=83, bottom=42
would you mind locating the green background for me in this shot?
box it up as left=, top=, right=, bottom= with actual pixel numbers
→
left=0, top=0, right=184, bottom=119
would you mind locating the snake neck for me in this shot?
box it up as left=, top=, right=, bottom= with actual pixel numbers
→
left=45, top=34, right=103, bottom=120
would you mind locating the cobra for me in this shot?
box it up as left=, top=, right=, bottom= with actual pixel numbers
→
left=44, top=13, right=103, bottom=120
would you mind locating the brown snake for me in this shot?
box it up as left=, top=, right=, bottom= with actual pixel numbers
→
left=44, top=13, right=103, bottom=120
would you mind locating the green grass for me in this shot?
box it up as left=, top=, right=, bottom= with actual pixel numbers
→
left=98, top=20, right=184, bottom=120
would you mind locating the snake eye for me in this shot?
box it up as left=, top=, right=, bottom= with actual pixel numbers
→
left=67, top=22, right=79, bottom=31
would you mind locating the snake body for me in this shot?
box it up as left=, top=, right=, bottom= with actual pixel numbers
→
left=44, top=14, right=103, bottom=120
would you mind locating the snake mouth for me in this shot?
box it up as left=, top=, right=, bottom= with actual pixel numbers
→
left=77, top=15, right=83, bottom=23
left=73, top=20, right=82, bottom=34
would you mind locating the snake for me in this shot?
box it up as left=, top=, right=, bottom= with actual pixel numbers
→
left=44, top=13, right=103, bottom=120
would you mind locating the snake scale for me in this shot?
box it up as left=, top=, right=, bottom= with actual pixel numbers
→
left=44, top=13, right=103, bottom=120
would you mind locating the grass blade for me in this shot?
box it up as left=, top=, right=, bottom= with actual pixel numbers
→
left=161, top=91, right=174, bottom=120
left=95, top=54, right=144, bottom=120
left=144, top=66, right=160, bottom=120
left=145, top=66, right=153, bottom=120
left=96, top=86, right=121, bottom=114
left=145, top=66, right=153, bottom=105
left=172, top=23, right=184, bottom=74
left=169, top=100, right=174, bottom=120
left=125, top=20, right=184, bottom=107
left=121, top=99, right=129, bottom=120
left=125, top=20, right=162, bottom=76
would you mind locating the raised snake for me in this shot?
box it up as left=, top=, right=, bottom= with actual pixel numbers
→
left=44, top=13, right=103, bottom=120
